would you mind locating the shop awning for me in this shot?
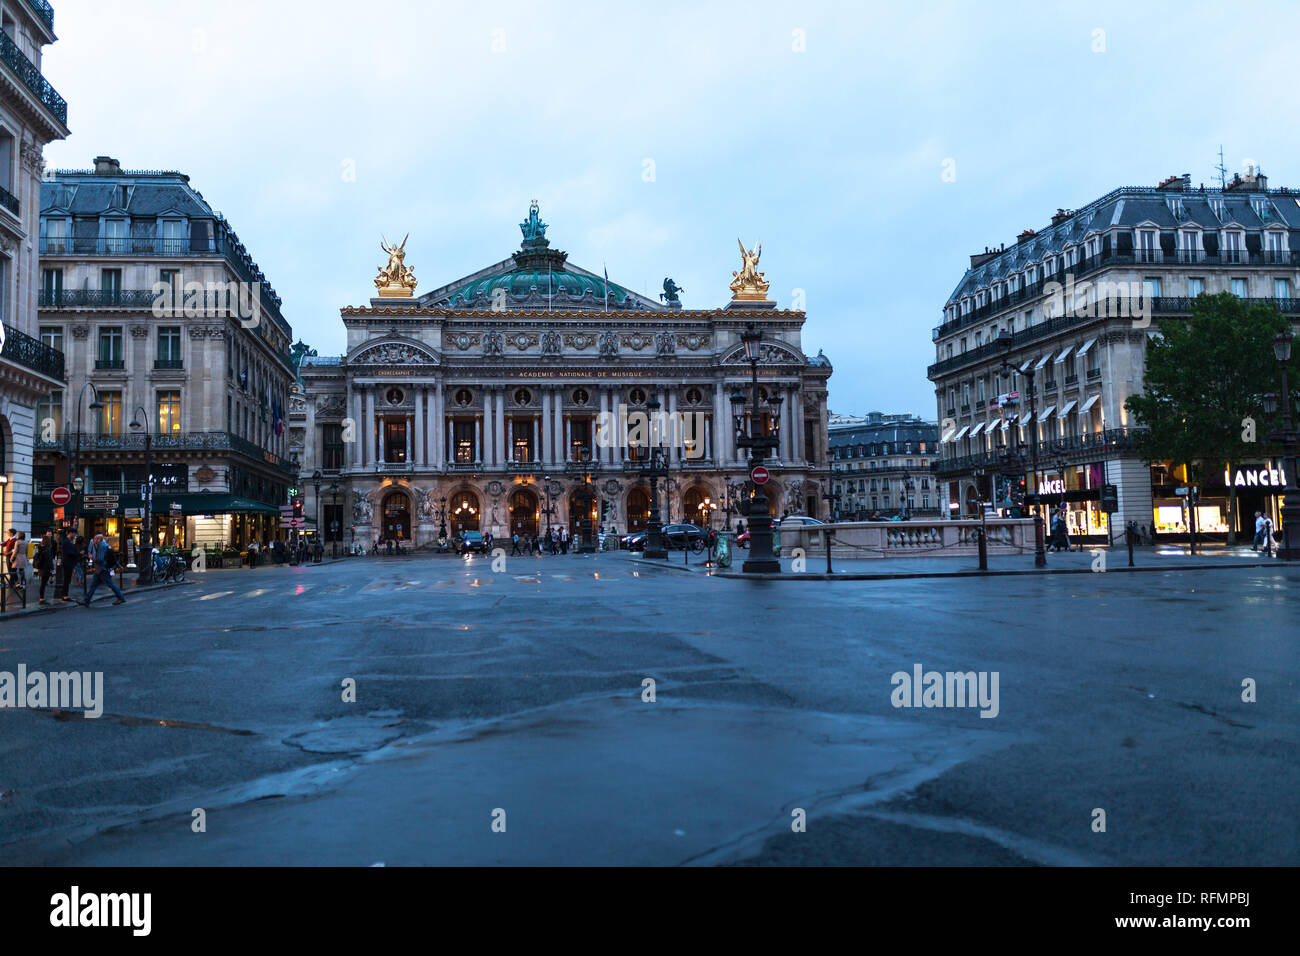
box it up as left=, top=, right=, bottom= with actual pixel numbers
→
left=950, top=425, right=969, bottom=441
left=1058, top=400, right=1078, bottom=418
left=1076, top=337, right=1097, bottom=357
left=968, top=422, right=985, bottom=437
left=1079, top=394, right=1100, bottom=413
left=986, top=419, right=1000, bottom=435
left=1037, top=405, right=1056, bottom=422
left=1019, top=355, right=1039, bottom=373
left=1018, top=410, right=1034, bottom=427
left=1033, top=353, right=1052, bottom=370
left=999, top=417, right=1012, bottom=431
left=1054, top=345, right=1074, bottom=364
left=148, top=494, right=283, bottom=516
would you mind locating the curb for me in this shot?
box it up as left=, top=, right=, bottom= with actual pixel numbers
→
left=714, top=560, right=1291, bottom=581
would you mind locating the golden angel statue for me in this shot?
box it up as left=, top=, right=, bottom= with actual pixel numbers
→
left=375, top=234, right=417, bottom=297
left=729, top=238, right=770, bottom=300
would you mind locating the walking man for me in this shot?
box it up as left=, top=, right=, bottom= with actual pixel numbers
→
left=59, top=528, right=79, bottom=602
left=35, top=531, right=56, bottom=604
left=83, top=533, right=126, bottom=607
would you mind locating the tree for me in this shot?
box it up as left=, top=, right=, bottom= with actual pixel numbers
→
left=1125, top=292, right=1293, bottom=544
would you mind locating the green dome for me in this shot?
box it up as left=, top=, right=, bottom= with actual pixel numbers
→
left=442, top=267, right=634, bottom=307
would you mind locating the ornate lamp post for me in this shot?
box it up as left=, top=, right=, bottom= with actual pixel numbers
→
left=68, top=382, right=104, bottom=535
left=312, top=469, right=322, bottom=552
left=998, top=330, right=1046, bottom=566
left=328, top=481, right=341, bottom=557
left=437, top=495, right=448, bottom=542
left=637, top=423, right=670, bottom=560
left=734, top=323, right=781, bottom=573
left=1265, top=331, right=1300, bottom=559
left=128, top=406, right=153, bottom=583
left=568, top=446, right=598, bottom=553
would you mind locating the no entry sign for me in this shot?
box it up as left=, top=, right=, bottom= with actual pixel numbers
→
left=751, top=465, right=770, bottom=485
left=50, top=486, right=72, bottom=507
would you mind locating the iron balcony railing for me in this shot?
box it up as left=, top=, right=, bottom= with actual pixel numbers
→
left=0, top=29, right=66, bottom=125
left=37, top=430, right=296, bottom=476
left=0, top=184, right=18, bottom=216
left=27, top=0, right=54, bottom=31
left=39, top=289, right=159, bottom=309
left=94, top=358, right=124, bottom=370
left=154, top=358, right=184, bottom=370
left=41, top=237, right=209, bottom=257
left=1, top=322, right=65, bottom=380
left=933, top=427, right=1147, bottom=475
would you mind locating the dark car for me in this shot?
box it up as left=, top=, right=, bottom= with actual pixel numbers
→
left=459, top=531, right=487, bottom=554
left=621, top=531, right=648, bottom=552
left=661, top=523, right=707, bottom=551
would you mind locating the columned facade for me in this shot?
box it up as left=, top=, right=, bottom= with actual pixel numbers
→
left=292, top=204, right=833, bottom=547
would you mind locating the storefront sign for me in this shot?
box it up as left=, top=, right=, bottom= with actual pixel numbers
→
left=1100, top=484, right=1118, bottom=513
left=1037, top=478, right=1066, bottom=496
left=1223, top=467, right=1288, bottom=488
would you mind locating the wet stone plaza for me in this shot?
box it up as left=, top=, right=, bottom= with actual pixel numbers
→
left=1, top=553, right=1296, bottom=866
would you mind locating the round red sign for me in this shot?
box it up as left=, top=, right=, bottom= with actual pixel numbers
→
left=50, top=486, right=72, bottom=507
left=751, top=466, right=770, bottom=485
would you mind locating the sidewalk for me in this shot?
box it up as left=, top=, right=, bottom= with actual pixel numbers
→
left=0, top=574, right=192, bottom=621
left=614, top=545, right=1292, bottom=580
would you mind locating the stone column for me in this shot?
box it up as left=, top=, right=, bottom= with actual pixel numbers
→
left=474, top=418, right=482, bottom=464
left=414, top=388, right=424, bottom=466
left=540, top=391, right=551, bottom=466
left=564, top=415, right=572, bottom=463
left=532, top=417, right=539, bottom=463
left=482, top=391, right=493, bottom=466
left=779, top=388, right=791, bottom=464
left=347, top=384, right=358, bottom=469
left=494, top=389, right=506, bottom=467
left=433, top=387, right=445, bottom=469
left=364, top=388, right=375, bottom=467
left=667, top=389, right=679, bottom=464
left=791, top=389, right=804, bottom=465
left=507, top=416, right=514, bottom=465
left=553, top=390, right=563, bottom=463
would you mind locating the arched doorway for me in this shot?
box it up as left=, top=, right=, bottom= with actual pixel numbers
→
left=509, top=487, right=539, bottom=537
left=626, top=487, right=650, bottom=532
left=381, top=490, right=411, bottom=540
left=568, top=486, right=598, bottom=535
left=682, top=485, right=713, bottom=530
left=964, top=484, right=980, bottom=515
left=449, top=489, right=480, bottom=534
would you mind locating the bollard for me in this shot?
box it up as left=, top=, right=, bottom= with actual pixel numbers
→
left=1127, top=531, right=1135, bottom=567
left=977, top=528, right=988, bottom=571
left=825, top=530, right=833, bottom=575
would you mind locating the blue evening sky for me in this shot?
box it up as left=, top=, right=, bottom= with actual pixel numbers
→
left=40, top=0, right=1300, bottom=418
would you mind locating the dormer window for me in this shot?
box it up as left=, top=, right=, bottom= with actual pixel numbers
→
left=161, top=219, right=186, bottom=254
left=1209, top=197, right=1225, bottom=219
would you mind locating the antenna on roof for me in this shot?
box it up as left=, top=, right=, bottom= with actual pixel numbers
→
left=1214, top=146, right=1228, bottom=190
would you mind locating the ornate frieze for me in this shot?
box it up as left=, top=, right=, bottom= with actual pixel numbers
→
left=355, top=342, right=435, bottom=365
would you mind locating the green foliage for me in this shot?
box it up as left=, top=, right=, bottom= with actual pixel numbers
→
left=1125, top=292, right=1292, bottom=471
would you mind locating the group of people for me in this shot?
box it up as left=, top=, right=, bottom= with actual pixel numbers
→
left=511, top=526, right=575, bottom=556
left=3, top=527, right=126, bottom=607
left=247, top=537, right=324, bottom=566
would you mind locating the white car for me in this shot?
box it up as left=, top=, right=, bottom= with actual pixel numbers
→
left=776, top=515, right=825, bottom=527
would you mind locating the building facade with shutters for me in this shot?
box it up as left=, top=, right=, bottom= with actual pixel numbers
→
left=828, top=413, right=939, bottom=520
left=0, top=0, right=67, bottom=539
left=929, top=169, right=1300, bottom=543
left=292, top=203, right=833, bottom=549
left=32, top=157, right=297, bottom=551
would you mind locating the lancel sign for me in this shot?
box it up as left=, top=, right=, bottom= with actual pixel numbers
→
left=1223, top=466, right=1288, bottom=488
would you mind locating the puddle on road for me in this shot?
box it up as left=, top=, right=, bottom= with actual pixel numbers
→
left=33, top=708, right=257, bottom=736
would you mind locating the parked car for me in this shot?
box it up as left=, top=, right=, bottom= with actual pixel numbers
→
left=777, top=515, right=825, bottom=527
left=459, top=531, right=487, bottom=554
left=621, top=532, right=648, bottom=552
left=662, top=523, right=707, bottom=551
left=737, top=531, right=750, bottom=549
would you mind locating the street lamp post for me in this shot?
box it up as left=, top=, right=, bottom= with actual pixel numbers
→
left=128, top=407, right=153, bottom=584
left=328, top=481, right=341, bottom=558
left=734, top=323, right=782, bottom=573
left=638, top=443, right=670, bottom=560
left=973, top=465, right=989, bottom=571
left=437, top=495, right=448, bottom=542
left=998, top=330, right=1046, bottom=566
left=1265, top=331, right=1300, bottom=559
left=312, top=469, right=322, bottom=556
left=68, top=382, right=104, bottom=537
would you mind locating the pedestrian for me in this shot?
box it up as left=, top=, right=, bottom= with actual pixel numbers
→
left=1252, top=511, right=1266, bottom=551
left=35, top=531, right=56, bottom=604
left=2, top=528, right=16, bottom=574
left=1261, top=513, right=1274, bottom=555
left=560, top=526, right=569, bottom=554
left=59, top=528, right=79, bottom=602
left=247, top=538, right=259, bottom=568
left=11, top=532, right=27, bottom=590
left=83, top=532, right=126, bottom=607
left=511, top=532, right=521, bottom=556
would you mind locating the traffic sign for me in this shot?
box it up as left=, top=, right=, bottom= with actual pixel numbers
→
left=82, top=494, right=119, bottom=511
left=50, top=486, right=71, bottom=506
left=751, top=465, right=770, bottom=485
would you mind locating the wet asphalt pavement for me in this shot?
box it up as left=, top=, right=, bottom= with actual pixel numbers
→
left=0, top=552, right=1296, bottom=865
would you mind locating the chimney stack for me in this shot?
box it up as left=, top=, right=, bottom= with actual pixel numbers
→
left=93, top=156, right=121, bottom=175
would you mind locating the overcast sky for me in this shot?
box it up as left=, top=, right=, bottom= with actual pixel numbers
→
left=40, top=0, right=1300, bottom=417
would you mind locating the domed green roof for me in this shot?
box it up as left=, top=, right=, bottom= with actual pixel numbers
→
left=429, top=201, right=645, bottom=310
